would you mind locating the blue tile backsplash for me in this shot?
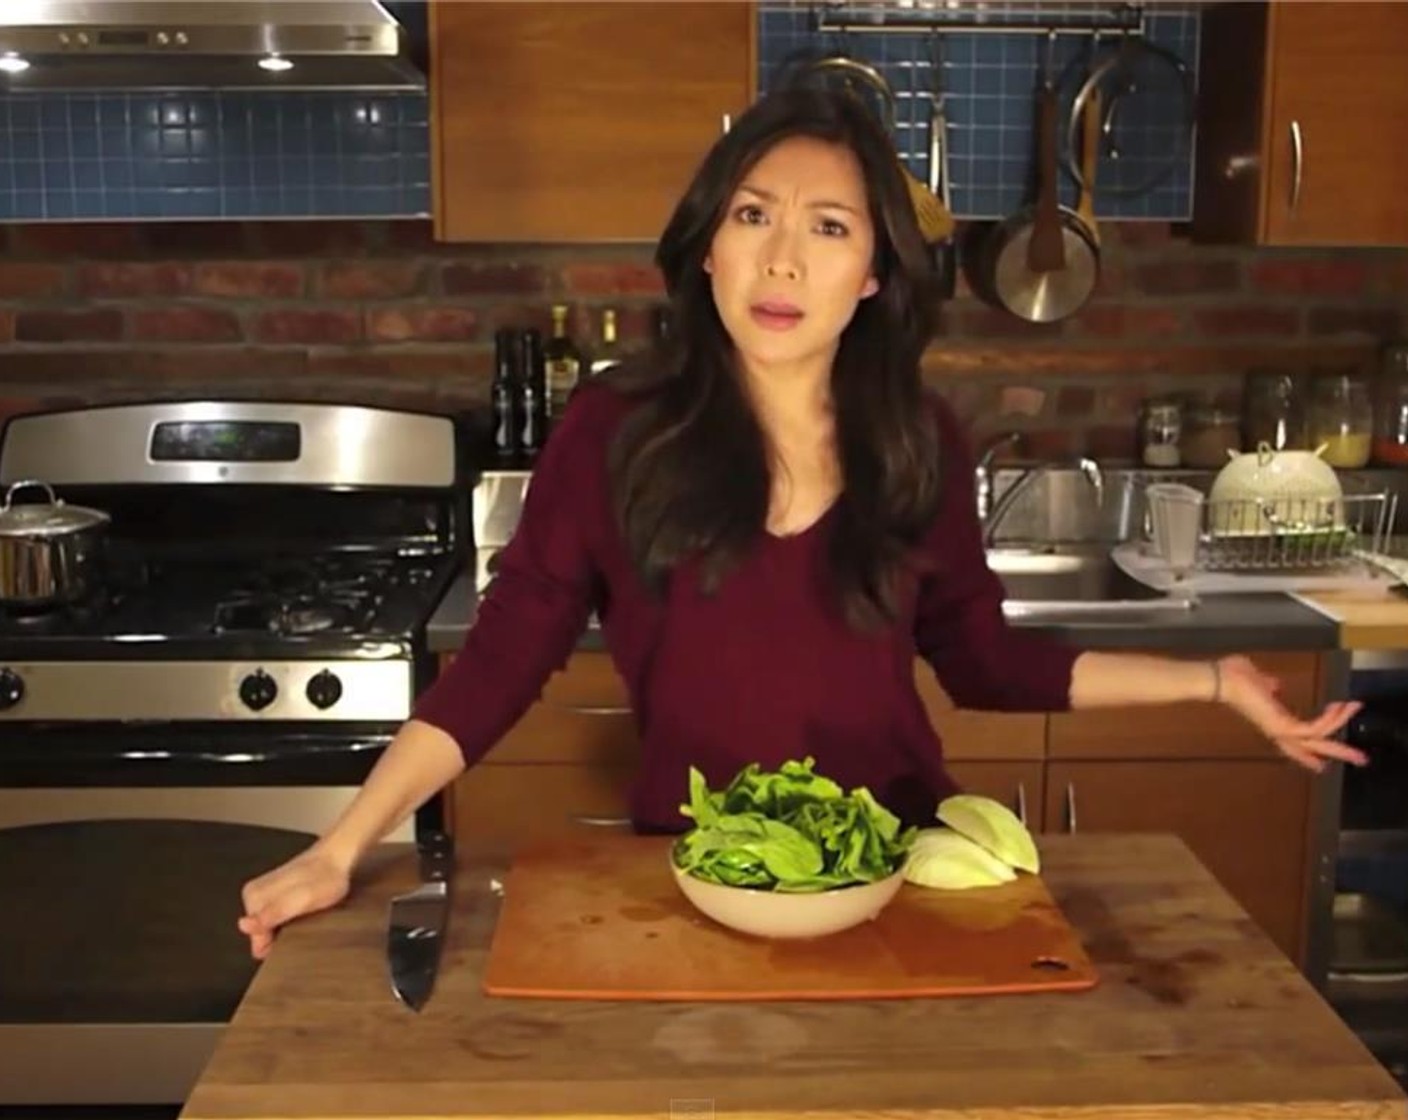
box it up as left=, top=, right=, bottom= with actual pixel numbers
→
left=0, top=90, right=431, bottom=221
left=0, top=2, right=1197, bottom=224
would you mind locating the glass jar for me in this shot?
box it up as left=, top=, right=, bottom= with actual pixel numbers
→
left=1180, top=402, right=1241, bottom=468
left=1243, top=369, right=1306, bottom=451
left=1372, top=344, right=1408, bottom=467
left=1309, top=371, right=1373, bottom=468
left=1140, top=398, right=1182, bottom=467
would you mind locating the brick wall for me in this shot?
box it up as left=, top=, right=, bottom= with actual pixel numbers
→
left=0, top=218, right=1404, bottom=462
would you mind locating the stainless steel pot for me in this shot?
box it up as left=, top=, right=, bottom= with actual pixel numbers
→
left=0, top=480, right=111, bottom=607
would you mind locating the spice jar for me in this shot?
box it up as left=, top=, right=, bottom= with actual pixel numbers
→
left=1181, top=402, right=1241, bottom=468
left=1309, top=370, right=1373, bottom=468
left=1140, top=398, right=1182, bottom=467
left=1373, top=344, right=1408, bottom=467
left=1243, top=369, right=1306, bottom=450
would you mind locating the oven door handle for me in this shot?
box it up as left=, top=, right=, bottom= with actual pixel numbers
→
left=0, top=725, right=398, bottom=786
left=1328, top=968, right=1408, bottom=984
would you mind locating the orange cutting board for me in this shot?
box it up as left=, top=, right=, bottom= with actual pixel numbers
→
left=481, top=832, right=1098, bottom=1001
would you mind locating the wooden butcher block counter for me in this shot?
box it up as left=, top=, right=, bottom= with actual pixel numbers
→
left=1295, top=586, right=1408, bottom=651
left=181, top=834, right=1406, bottom=1120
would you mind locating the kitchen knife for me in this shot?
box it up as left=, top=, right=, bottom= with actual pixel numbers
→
left=387, top=829, right=454, bottom=1012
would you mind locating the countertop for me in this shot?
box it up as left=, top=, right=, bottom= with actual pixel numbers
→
left=426, top=572, right=1341, bottom=656
left=181, top=833, right=1407, bottom=1120
left=1292, top=586, right=1408, bottom=651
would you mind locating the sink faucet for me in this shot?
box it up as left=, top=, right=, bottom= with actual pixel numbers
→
left=981, top=455, right=1105, bottom=547
left=974, top=430, right=1024, bottom=523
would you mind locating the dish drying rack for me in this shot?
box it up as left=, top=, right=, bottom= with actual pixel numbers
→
left=1197, top=491, right=1397, bottom=571
left=1114, top=484, right=1400, bottom=596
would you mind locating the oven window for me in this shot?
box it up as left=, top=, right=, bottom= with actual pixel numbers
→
left=0, top=819, right=311, bottom=1024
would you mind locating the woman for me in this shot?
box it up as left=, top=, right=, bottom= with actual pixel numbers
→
left=238, top=88, right=1363, bottom=961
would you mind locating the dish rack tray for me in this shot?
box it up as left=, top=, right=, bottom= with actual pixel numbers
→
left=1196, top=490, right=1397, bottom=571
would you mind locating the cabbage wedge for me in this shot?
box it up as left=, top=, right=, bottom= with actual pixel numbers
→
left=902, top=828, right=1016, bottom=890
left=936, top=794, right=1040, bottom=874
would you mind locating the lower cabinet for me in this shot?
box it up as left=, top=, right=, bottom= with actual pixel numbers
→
left=1041, top=758, right=1315, bottom=965
left=452, top=762, right=635, bottom=847
left=441, top=648, right=1326, bottom=967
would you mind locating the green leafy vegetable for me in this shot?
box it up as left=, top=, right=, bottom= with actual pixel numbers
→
left=671, top=758, right=916, bottom=893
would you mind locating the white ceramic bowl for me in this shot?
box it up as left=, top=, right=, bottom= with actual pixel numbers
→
left=670, top=861, right=905, bottom=939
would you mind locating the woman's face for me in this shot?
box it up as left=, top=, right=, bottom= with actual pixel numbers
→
left=704, top=135, right=880, bottom=382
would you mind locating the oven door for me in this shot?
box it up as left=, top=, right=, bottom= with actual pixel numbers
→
left=0, top=723, right=411, bottom=1107
left=1333, top=659, right=1408, bottom=1090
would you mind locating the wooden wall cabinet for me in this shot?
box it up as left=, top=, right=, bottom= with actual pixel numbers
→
left=431, top=1, right=756, bottom=243
left=1194, top=1, right=1408, bottom=246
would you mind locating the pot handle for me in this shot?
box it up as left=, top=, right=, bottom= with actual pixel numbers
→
left=2, top=479, right=60, bottom=512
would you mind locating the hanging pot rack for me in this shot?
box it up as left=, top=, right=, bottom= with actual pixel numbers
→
left=811, top=2, right=1147, bottom=40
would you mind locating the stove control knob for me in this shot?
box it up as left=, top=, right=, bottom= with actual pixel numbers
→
left=306, top=669, right=343, bottom=711
left=0, top=668, right=24, bottom=711
left=239, top=669, right=278, bottom=712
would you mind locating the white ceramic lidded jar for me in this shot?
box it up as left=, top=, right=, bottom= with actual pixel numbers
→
left=1207, top=441, right=1344, bottom=535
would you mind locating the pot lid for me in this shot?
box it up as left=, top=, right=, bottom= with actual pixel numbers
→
left=0, top=480, right=109, bottom=537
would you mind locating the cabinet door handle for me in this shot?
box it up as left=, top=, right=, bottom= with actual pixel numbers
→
left=1065, top=782, right=1079, bottom=834
left=561, top=704, right=631, bottom=716
left=1288, top=119, right=1304, bottom=212
left=569, top=814, right=631, bottom=828
left=1015, top=782, right=1028, bottom=826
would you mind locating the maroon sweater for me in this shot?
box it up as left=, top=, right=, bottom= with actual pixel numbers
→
left=413, top=383, right=1079, bottom=832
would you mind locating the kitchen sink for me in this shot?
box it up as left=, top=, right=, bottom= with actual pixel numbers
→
left=985, top=545, right=1196, bottom=620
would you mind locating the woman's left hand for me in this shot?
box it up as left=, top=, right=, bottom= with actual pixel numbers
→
left=1216, top=655, right=1367, bottom=773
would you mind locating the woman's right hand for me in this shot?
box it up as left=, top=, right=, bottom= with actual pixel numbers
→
left=238, top=845, right=352, bottom=961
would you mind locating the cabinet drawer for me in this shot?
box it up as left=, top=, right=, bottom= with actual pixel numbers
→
left=914, top=661, right=1046, bottom=760
left=437, top=651, right=629, bottom=710
left=1048, top=651, right=1320, bottom=761
left=490, top=701, right=640, bottom=767
left=477, top=652, right=639, bottom=766
left=452, top=763, right=635, bottom=849
left=539, top=652, right=632, bottom=709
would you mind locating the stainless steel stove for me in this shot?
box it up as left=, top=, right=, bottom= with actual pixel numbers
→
left=0, top=400, right=467, bottom=1106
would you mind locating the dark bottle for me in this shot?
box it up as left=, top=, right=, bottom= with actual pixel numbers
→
left=519, top=328, right=547, bottom=457
left=491, top=327, right=521, bottom=462
left=652, top=304, right=672, bottom=346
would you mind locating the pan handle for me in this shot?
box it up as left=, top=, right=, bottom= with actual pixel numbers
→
left=1289, top=119, right=1304, bottom=212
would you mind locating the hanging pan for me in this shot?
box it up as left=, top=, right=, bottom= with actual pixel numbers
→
left=979, top=38, right=1099, bottom=323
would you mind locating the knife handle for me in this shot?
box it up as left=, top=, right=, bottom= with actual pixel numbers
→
left=419, top=830, right=454, bottom=883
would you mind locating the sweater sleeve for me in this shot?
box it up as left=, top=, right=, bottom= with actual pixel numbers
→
left=912, top=395, right=1079, bottom=712
left=411, top=386, right=618, bottom=765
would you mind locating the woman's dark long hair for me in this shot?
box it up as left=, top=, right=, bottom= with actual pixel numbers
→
left=604, top=87, right=944, bottom=631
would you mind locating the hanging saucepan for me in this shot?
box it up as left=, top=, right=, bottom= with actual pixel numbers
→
left=980, top=46, right=1100, bottom=324
left=768, top=49, right=957, bottom=266
left=0, top=480, right=110, bottom=608
left=771, top=49, right=898, bottom=130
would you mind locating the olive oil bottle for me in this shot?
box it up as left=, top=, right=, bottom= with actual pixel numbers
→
left=543, top=303, right=581, bottom=421
left=589, top=308, right=622, bottom=377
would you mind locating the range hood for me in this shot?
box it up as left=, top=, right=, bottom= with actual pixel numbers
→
left=0, top=1, right=425, bottom=92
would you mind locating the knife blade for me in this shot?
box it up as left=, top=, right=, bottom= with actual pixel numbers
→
left=387, top=829, right=454, bottom=1012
